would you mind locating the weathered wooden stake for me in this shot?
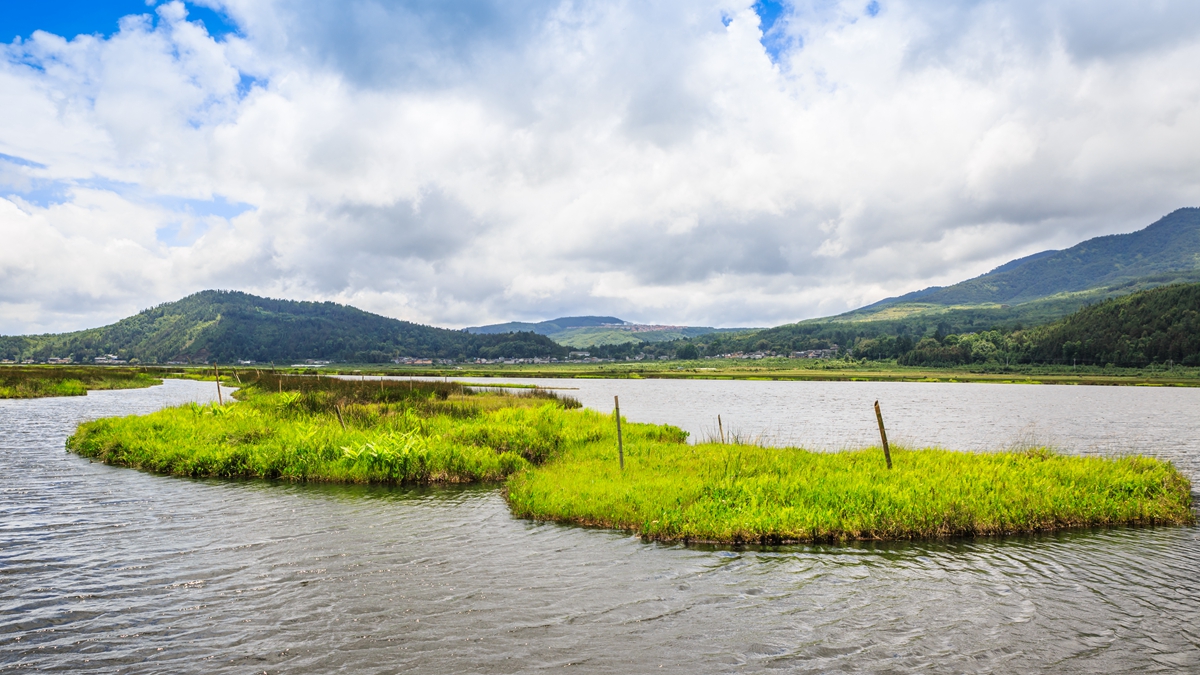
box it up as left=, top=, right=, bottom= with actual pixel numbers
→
left=614, top=395, right=624, bottom=470
left=214, top=364, right=223, bottom=405
left=874, top=400, right=892, bottom=469
left=718, top=415, right=725, bottom=444
left=335, top=405, right=347, bottom=430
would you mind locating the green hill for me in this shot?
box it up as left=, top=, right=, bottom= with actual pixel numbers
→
left=0, top=291, right=566, bottom=364
left=847, top=207, right=1200, bottom=322
left=1024, top=282, right=1200, bottom=366
left=672, top=208, right=1200, bottom=357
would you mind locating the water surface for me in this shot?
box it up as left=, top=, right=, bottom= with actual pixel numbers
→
left=2, top=378, right=1198, bottom=673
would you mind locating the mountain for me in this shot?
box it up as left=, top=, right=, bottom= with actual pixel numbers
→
left=677, top=208, right=1200, bottom=356
left=466, top=316, right=750, bottom=348
left=845, top=207, right=1200, bottom=322
left=0, top=291, right=566, bottom=364
left=466, top=316, right=624, bottom=336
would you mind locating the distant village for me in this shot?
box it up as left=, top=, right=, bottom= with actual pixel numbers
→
left=1, top=346, right=840, bottom=366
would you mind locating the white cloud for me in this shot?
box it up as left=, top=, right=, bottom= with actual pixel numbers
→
left=2, top=0, right=1200, bottom=333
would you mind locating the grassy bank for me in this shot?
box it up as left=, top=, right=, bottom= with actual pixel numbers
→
left=67, top=373, right=1194, bottom=543
left=507, top=442, right=1194, bottom=543
left=0, top=365, right=161, bottom=399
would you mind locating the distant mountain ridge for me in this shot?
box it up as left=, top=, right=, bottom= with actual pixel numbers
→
left=465, top=316, right=625, bottom=336
left=0, top=291, right=565, bottom=364
left=466, top=316, right=751, bottom=348
left=678, top=207, right=1200, bottom=356
left=852, top=207, right=1200, bottom=317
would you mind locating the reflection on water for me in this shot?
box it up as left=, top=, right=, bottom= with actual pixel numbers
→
left=435, top=377, right=1200, bottom=475
left=1, top=378, right=1198, bottom=673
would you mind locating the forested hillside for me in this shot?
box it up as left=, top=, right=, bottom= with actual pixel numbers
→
left=0, top=291, right=566, bottom=364
left=1023, top=283, right=1200, bottom=366
left=662, top=282, right=1200, bottom=368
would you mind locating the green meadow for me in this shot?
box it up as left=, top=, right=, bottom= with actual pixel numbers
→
left=0, top=365, right=161, bottom=399
left=67, top=373, right=1194, bottom=543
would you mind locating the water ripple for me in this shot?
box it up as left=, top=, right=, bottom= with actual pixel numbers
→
left=1, top=379, right=1199, bottom=673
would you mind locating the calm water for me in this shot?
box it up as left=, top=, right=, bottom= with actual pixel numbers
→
left=2, top=378, right=1199, bottom=673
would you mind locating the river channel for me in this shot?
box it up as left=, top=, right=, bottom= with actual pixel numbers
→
left=2, top=377, right=1198, bottom=673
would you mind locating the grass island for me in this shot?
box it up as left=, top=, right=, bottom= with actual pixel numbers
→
left=67, top=373, right=1194, bottom=544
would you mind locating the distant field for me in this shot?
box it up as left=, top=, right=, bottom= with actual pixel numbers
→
left=288, top=359, right=1200, bottom=387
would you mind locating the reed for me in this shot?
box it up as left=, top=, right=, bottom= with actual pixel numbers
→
left=0, top=365, right=160, bottom=399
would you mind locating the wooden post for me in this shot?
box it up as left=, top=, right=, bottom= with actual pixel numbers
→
left=874, top=400, right=892, bottom=469
left=214, top=364, right=223, bottom=405
left=718, top=415, right=725, bottom=444
left=614, top=395, right=624, bottom=470
left=335, top=405, right=347, bottom=430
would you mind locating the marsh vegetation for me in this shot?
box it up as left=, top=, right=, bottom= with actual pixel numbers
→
left=66, top=373, right=1194, bottom=543
left=0, top=365, right=161, bottom=399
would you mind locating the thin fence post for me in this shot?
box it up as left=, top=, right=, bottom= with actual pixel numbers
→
left=874, top=400, right=892, bottom=470
left=214, top=364, right=223, bottom=405
left=614, top=395, right=624, bottom=470
left=718, top=414, right=725, bottom=444
left=335, top=405, right=347, bottom=430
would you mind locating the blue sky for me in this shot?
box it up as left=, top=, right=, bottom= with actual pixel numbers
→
left=2, top=1, right=1200, bottom=334
left=0, top=1, right=238, bottom=42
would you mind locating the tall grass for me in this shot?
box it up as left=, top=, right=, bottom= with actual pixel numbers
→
left=506, top=440, right=1194, bottom=543
left=67, top=375, right=599, bottom=484
left=0, top=366, right=160, bottom=398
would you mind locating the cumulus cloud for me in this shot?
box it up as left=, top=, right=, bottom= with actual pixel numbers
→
left=2, top=0, right=1200, bottom=333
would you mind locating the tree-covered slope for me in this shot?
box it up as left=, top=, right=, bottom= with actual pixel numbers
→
left=0, top=291, right=566, bottom=364
left=1024, top=282, right=1200, bottom=366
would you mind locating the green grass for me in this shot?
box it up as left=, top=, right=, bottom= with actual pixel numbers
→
left=507, top=441, right=1194, bottom=543
left=66, top=372, right=1194, bottom=543
left=67, top=375, right=596, bottom=484
left=0, top=365, right=161, bottom=398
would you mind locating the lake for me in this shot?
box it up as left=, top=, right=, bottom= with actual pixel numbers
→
left=2, top=377, right=1198, bottom=673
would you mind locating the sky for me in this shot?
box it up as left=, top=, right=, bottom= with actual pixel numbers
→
left=2, top=1, right=1200, bottom=334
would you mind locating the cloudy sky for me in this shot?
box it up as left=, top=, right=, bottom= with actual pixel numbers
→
left=2, top=0, right=1200, bottom=334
